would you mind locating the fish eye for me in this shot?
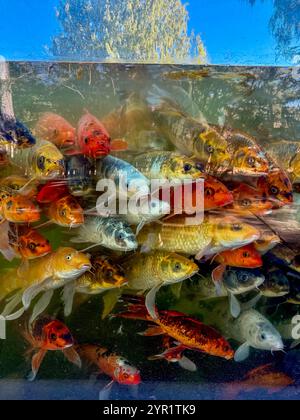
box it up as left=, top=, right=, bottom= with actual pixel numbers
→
left=184, top=163, right=192, bottom=173
left=84, top=137, right=89, bottom=144
left=205, top=187, right=214, bottom=197
left=50, top=333, right=57, bottom=341
left=173, top=262, right=182, bottom=272
left=206, top=145, right=214, bottom=154
left=242, top=252, right=250, bottom=258
left=260, top=333, right=266, bottom=341
left=60, top=209, right=66, bottom=217
left=270, top=186, right=279, bottom=195
left=117, top=232, right=125, bottom=240
left=66, top=255, right=72, bottom=261
left=28, top=243, right=36, bottom=251
left=240, top=274, right=249, bottom=282
left=231, top=223, right=242, bottom=232
left=247, top=156, right=255, bottom=166
left=241, top=199, right=251, bottom=207
left=37, top=156, right=45, bottom=170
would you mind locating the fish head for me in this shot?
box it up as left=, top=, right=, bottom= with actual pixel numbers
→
left=254, top=232, right=281, bottom=254
left=139, top=197, right=170, bottom=221
left=114, top=359, right=141, bottom=385
left=168, top=156, right=204, bottom=180
left=224, top=268, right=265, bottom=294
left=230, top=245, right=262, bottom=268
left=232, top=147, right=269, bottom=176
left=114, top=225, right=138, bottom=251
left=89, top=256, right=127, bottom=290
left=211, top=216, right=261, bottom=249
left=18, top=229, right=52, bottom=259
left=34, top=144, right=65, bottom=179
left=54, top=247, right=92, bottom=279
left=232, top=184, right=273, bottom=216
left=204, top=176, right=233, bottom=210
left=262, top=270, right=290, bottom=297
left=81, top=131, right=111, bottom=158
left=196, top=129, right=231, bottom=170
left=3, top=196, right=40, bottom=223
left=42, top=320, right=74, bottom=351
left=54, top=195, right=84, bottom=227
left=161, top=253, right=199, bottom=283
left=207, top=330, right=235, bottom=360
left=251, top=321, right=284, bottom=352
left=258, top=170, right=293, bottom=206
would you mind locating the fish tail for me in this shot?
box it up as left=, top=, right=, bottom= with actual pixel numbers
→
left=114, top=295, right=150, bottom=321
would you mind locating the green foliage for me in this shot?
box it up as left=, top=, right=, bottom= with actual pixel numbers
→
left=51, top=0, right=207, bottom=64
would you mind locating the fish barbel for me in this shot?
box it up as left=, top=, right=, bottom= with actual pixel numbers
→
left=138, top=215, right=260, bottom=259
left=127, top=151, right=204, bottom=181
left=10, top=139, right=64, bottom=180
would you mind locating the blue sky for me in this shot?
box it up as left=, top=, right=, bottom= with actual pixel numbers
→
left=0, top=0, right=289, bottom=65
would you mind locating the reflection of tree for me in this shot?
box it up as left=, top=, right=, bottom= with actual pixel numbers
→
left=249, top=0, right=300, bottom=61
left=51, top=0, right=206, bottom=63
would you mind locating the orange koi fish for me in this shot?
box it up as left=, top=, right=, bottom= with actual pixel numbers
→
left=0, top=176, right=39, bottom=199
left=257, top=169, right=293, bottom=207
left=66, top=111, right=127, bottom=159
left=8, top=225, right=52, bottom=260
left=23, top=317, right=81, bottom=381
left=224, top=364, right=294, bottom=399
left=212, top=244, right=263, bottom=285
left=34, top=112, right=76, bottom=148
left=44, top=195, right=84, bottom=227
left=77, top=344, right=141, bottom=399
left=0, top=188, right=40, bottom=224
left=228, top=183, right=273, bottom=216
left=116, top=296, right=234, bottom=370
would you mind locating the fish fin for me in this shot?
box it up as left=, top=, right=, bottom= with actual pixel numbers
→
left=290, top=340, right=300, bottom=350
left=5, top=307, right=25, bottom=321
left=2, top=290, right=23, bottom=317
left=28, top=349, right=47, bottom=382
left=241, top=293, right=262, bottom=311
left=63, top=347, right=82, bottom=368
left=62, top=282, right=76, bottom=317
left=111, top=138, right=128, bottom=152
left=22, top=277, right=52, bottom=310
left=0, top=315, right=6, bottom=339
left=102, top=289, right=122, bottom=320
left=229, top=293, right=241, bottom=318
left=140, top=233, right=157, bottom=253
left=234, top=342, right=250, bottom=362
left=145, top=284, right=161, bottom=320
left=138, top=326, right=164, bottom=337
left=212, top=264, right=226, bottom=285
left=195, top=243, right=212, bottom=261
left=178, top=356, right=198, bottom=372
left=30, top=290, right=54, bottom=325
left=1, top=246, right=17, bottom=262
left=136, top=221, right=145, bottom=235
left=169, top=282, right=183, bottom=299
left=99, top=380, right=114, bottom=401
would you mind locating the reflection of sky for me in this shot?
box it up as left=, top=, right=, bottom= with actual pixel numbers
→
left=0, top=0, right=295, bottom=65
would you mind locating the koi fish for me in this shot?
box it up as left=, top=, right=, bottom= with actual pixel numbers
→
left=23, top=317, right=81, bottom=381
left=10, top=139, right=65, bottom=180
left=62, top=255, right=127, bottom=317
left=214, top=127, right=269, bottom=177
left=66, top=111, right=127, bottom=158
left=224, top=364, right=294, bottom=399
left=71, top=216, right=138, bottom=252
left=264, top=140, right=300, bottom=184
left=259, top=269, right=290, bottom=298
left=36, top=180, right=70, bottom=204
left=0, top=188, right=40, bottom=223
left=65, top=155, right=94, bottom=197
left=34, top=112, right=76, bottom=148
left=116, top=296, right=234, bottom=369
left=254, top=231, right=281, bottom=255
left=228, top=183, right=273, bottom=216
left=0, top=176, right=39, bottom=199
left=128, top=151, right=204, bottom=181
left=43, top=195, right=84, bottom=227
left=76, top=344, right=141, bottom=400
left=257, top=169, right=293, bottom=207
left=124, top=251, right=198, bottom=318
left=138, top=215, right=260, bottom=260
left=8, top=225, right=52, bottom=260
left=0, top=247, right=91, bottom=338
